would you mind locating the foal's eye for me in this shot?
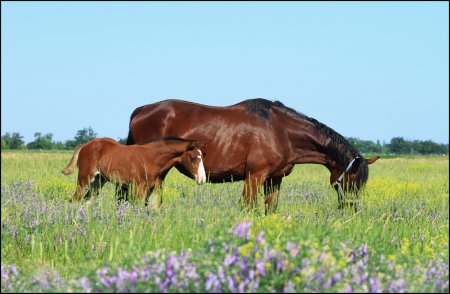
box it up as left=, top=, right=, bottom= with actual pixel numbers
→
left=189, top=156, right=197, bottom=162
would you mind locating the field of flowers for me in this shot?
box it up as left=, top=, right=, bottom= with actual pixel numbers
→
left=1, top=150, right=448, bottom=292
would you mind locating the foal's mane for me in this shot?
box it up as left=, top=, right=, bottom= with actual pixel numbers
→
left=245, top=98, right=369, bottom=189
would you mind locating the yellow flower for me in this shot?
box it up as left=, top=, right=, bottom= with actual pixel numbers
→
left=239, top=242, right=254, bottom=257
left=400, top=237, right=410, bottom=255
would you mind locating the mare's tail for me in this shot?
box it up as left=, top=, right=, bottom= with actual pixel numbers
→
left=62, top=144, right=85, bottom=175
left=126, top=105, right=145, bottom=145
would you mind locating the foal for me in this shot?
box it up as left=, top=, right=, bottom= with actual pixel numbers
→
left=62, top=138, right=206, bottom=209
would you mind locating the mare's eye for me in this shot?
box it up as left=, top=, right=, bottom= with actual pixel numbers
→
left=189, top=156, right=197, bottom=162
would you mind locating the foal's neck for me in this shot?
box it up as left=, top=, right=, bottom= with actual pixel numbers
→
left=152, top=141, right=189, bottom=171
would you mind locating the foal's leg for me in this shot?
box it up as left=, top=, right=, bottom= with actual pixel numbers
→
left=85, top=174, right=106, bottom=200
left=71, top=166, right=97, bottom=203
left=146, top=184, right=162, bottom=211
left=132, top=182, right=148, bottom=207
left=71, top=175, right=91, bottom=202
left=146, top=176, right=165, bottom=210
left=264, top=177, right=282, bottom=215
left=115, top=183, right=129, bottom=202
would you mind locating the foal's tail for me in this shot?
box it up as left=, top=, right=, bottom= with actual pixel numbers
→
left=62, top=144, right=85, bottom=175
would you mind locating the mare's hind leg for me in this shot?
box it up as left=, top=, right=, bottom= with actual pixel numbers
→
left=264, top=177, right=282, bottom=215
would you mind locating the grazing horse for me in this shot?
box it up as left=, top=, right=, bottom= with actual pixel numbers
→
left=62, top=137, right=206, bottom=209
left=126, top=99, right=379, bottom=213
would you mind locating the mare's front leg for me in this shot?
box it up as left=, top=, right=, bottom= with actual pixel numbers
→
left=264, top=177, right=282, bottom=215
left=241, top=172, right=267, bottom=212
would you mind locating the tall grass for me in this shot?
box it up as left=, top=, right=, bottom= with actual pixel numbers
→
left=1, top=151, right=448, bottom=292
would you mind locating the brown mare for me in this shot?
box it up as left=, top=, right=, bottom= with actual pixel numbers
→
left=62, top=137, right=206, bottom=209
left=125, top=99, right=379, bottom=214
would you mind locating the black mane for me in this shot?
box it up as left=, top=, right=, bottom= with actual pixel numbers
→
left=245, top=98, right=286, bottom=120
left=244, top=98, right=368, bottom=189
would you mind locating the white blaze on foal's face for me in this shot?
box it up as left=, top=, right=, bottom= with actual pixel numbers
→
left=196, top=149, right=206, bottom=184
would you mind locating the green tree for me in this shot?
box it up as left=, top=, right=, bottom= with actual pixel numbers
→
left=53, top=141, right=66, bottom=150
left=1, top=132, right=25, bottom=149
left=388, top=137, right=410, bottom=154
left=65, top=127, right=97, bottom=149
left=27, top=132, right=54, bottom=150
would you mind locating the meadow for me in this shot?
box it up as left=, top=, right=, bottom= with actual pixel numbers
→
left=1, top=150, right=448, bottom=292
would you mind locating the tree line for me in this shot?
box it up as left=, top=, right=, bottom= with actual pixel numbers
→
left=1, top=127, right=126, bottom=151
left=1, top=127, right=448, bottom=155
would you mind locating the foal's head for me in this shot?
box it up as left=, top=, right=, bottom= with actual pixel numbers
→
left=178, top=142, right=207, bottom=185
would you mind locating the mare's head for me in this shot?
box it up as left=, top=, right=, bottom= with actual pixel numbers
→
left=178, top=141, right=207, bottom=185
left=329, top=156, right=380, bottom=208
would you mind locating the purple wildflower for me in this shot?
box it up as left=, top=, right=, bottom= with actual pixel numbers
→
left=224, top=253, right=238, bottom=266
left=286, top=241, right=299, bottom=257
left=284, top=280, right=296, bottom=293
left=255, top=260, right=265, bottom=276
left=222, top=242, right=229, bottom=251
left=319, top=251, right=328, bottom=261
left=232, top=222, right=252, bottom=240
left=344, top=285, right=353, bottom=293
left=256, top=231, right=265, bottom=244
left=227, top=276, right=236, bottom=292
left=369, top=277, right=381, bottom=293
left=78, top=277, right=91, bottom=293
left=358, top=243, right=368, bottom=257
left=359, top=273, right=368, bottom=285
left=30, top=219, right=38, bottom=228
left=331, top=272, right=343, bottom=285
left=166, top=254, right=178, bottom=271
left=205, top=272, right=221, bottom=292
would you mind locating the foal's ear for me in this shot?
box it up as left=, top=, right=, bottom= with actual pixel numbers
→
left=198, top=142, right=207, bottom=157
left=186, top=141, right=198, bottom=151
left=366, top=156, right=380, bottom=164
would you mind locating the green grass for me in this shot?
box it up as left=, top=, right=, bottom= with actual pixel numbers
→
left=1, top=151, right=448, bottom=291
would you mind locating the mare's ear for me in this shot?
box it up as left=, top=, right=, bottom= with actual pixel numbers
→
left=366, top=156, right=380, bottom=164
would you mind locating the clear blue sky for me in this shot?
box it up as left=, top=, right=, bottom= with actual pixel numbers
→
left=2, top=2, right=449, bottom=144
